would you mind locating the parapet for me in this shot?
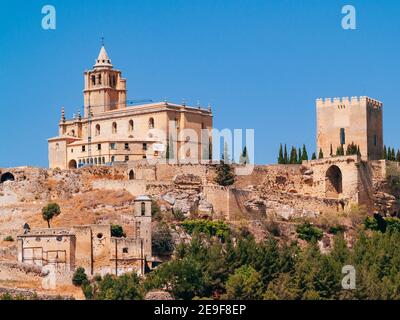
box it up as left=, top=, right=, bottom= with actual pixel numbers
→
left=316, top=96, right=383, bottom=110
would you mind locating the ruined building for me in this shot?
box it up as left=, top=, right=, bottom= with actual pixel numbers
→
left=17, top=196, right=152, bottom=276
left=48, top=45, right=213, bottom=170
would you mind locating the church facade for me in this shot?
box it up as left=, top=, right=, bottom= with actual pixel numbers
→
left=48, top=46, right=213, bottom=169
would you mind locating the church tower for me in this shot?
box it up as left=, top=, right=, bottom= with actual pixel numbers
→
left=83, top=46, right=127, bottom=117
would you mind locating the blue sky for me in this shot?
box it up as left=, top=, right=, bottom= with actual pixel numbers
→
left=1, top=0, right=400, bottom=167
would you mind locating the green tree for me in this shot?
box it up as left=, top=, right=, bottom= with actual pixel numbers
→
left=318, top=148, right=324, bottom=159
left=330, top=144, right=333, bottom=157
left=296, top=222, right=323, bottom=242
left=111, top=225, right=125, bottom=238
left=152, top=223, right=174, bottom=256
left=278, top=144, right=284, bottom=164
left=311, top=152, right=317, bottom=160
left=239, top=146, right=249, bottom=165
left=215, top=160, right=235, bottom=187
left=72, top=267, right=88, bottom=286
left=298, top=148, right=302, bottom=164
left=383, top=145, right=387, bottom=160
left=301, top=144, right=308, bottom=161
left=289, top=147, right=298, bottom=164
left=283, top=144, right=288, bottom=164
left=396, top=150, right=400, bottom=162
left=223, top=265, right=264, bottom=300
left=42, top=203, right=61, bottom=228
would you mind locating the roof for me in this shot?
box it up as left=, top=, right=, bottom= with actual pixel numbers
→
left=135, top=195, right=151, bottom=201
left=18, top=228, right=73, bottom=237
left=94, top=46, right=113, bottom=69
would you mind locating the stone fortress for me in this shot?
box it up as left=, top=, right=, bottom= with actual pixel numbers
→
left=1, top=45, right=400, bottom=295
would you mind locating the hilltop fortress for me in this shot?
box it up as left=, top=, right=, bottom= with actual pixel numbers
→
left=0, top=46, right=399, bottom=296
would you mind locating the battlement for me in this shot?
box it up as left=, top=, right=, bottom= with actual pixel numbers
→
left=316, top=96, right=383, bottom=110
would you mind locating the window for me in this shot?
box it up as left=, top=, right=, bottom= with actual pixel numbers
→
left=97, top=233, right=103, bottom=239
left=102, top=157, right=105, bottom=164
left=111, top=156, right=115, bottom=162
left=143, top=143, right=147, bottom=151
left=91, top=75, right=96, bottom=85
left=112, top=122, right=117, bottom=134
left=97, top=144, right=101, bottom=151
left=98, top=157, right=101, bottom=164
left=123, top=247, right=128, bottom=253
left=142, top=155, right=147, bottom=159
left=71, top=130, right=75, bottom=137
left=149, top=118, right=154, bottom=129
left=340, top=128, right=346, bottom=145
left=94, top=158, right=98, bottom=165
left=129, top=120, right=134, bottom=132
left=141, top=202, right=146, bottom=216
left=97, top=74, right=102, bottom=85
left=125, top=156, right=129, bottom=161
left=110, top=143, right=116, bottom=150
left=95, top=124, right=100, bottom=136
left=82, top=146, right=86, bottom=152
left=71, top=149, right=74, bottom=153
left=124, top=143, right=129, bottom=150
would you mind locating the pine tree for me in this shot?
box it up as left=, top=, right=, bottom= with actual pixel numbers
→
left=311, top=152, right=317, bottom=160
left=387, top=147, right=391, bottom=160
left=383, top=145, right=387, bottom=160
left=283, top=144, right=288, bottom=164
left=391, top=148, right=396, bottom=161
left=318, top=148, right=324, bottom=159
left=290, top=147, right=298, bottom=164
left=278, top=144, right=284, bottom=164
left=302, top=144, right=309, bottom=161
left=298, top=148, right=302, bottom=164
left=396, top=150, right=400, bottom=162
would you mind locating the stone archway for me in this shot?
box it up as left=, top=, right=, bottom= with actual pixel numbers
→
left=0, top=172, right=15, bottom=183
left=325, top=165, right=342, bottom=198
left=129, top=170, right=135, bottom=180
left=68, top=160, right=77, bottom=169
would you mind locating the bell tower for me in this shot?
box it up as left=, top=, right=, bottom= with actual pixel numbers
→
left=83, top=45, right=127, bottom=117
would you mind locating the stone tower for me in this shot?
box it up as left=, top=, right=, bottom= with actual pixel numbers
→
left=83, top=46, right=127, bottom=117
left=316, top=96, right=383, bottom=160
left=134, top=196, right=152, bottom=259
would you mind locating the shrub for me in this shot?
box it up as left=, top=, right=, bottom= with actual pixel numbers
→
left=3, top=236, right=14, bottom=242
left=111, top=225, right=126, bottom=238
left=173, top=209, right=185, bottom=221
left=296, top=222, right=323, bottom=242
left=72, top=267, right=88, bottom=286
left=181, top=219, right=230, bottom=240
left=152, top=223, right=174, bottom=256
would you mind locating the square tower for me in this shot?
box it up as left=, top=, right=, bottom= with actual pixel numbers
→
left=316, top=96, right=383, bottom=160
left=134, top=196, right=152, bottom=259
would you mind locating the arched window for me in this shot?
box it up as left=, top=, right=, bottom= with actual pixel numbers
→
left=91, top=75, right=96, bottom=85
left=149, top=118, right=154, bottom=129
left=94, top=158, right=98, bottom=165
left=141, top=202, right=146, bottom=216
left=325, top=165, right=343, bottom=198
left=97, top=74, right=102, bottom=85
left=90, top=158, right=93, bottom=164
left=102, top=157, right=105, bottom=164
left=129, top=170, right=135, bottom=180
left=71, top=130, right=75, bottom=137
left=68, top=160, right=77, bottom=169
left=129, top=120, right=134, bottom=132
left=112, top=122, right=117, bottom=134
left=95, top=124, right=100, bottom=136
left=111, top=156, right=115, bottom=162
left=98, top=157, right=101, bottom=165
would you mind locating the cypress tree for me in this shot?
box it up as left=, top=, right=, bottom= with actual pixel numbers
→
left=396, top=150, right=400, bottom=162
left=215, top=160, right=235, bottom=186
left=298, top=148, right=302, bottom=164
left=318, top=148, right=324, bottom=159
left=383, top=145, right=387, bottom=160
left=357, top=145, right=361, bottom=156
left=290, top=147, right=298, bottom=164
left=302, top=144, right=309, bottom=161
left=284, top=144, right=288, bottom=164
left=330, top=144, right=333, bottom=157
left=391, top=148, right=396, bottom=161
left=278, top=144, right=284, bottom=164
left=240, top=146, right=249, bottom=164
left=311, top=152, right=317, bottom=160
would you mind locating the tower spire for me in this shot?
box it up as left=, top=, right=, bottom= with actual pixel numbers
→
left=94, top=43, right=113, bottom=69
